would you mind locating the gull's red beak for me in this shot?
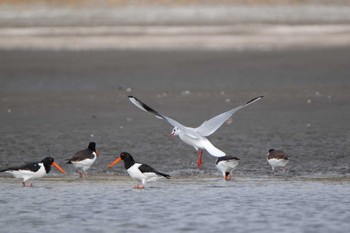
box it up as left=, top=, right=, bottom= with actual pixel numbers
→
left=108, top=157, right=122, bottom=168
left=52, top=162, right=65, bottom=174
left=168, top=132, right=175, bottom=139
left=170, top=131, right=176, bottom=136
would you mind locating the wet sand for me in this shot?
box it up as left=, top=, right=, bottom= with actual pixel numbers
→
left=0, top=47, right=349, bottom=177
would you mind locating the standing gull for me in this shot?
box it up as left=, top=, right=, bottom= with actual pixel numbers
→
left=128, top=95, right=263, bottom=168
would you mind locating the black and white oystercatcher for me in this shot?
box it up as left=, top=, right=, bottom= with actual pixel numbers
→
left=128, top=95, right=263, bottom=169
left=216, top=155, right=240, bottom=180
left=66, top=142, right=99, bottom=178
left=0, top=157, right=65, bottom=187
left=108, top=152, right=170, bottom=189
left=267, top=149, right=289, bottom=175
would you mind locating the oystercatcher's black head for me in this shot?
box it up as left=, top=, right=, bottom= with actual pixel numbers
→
left=41, top=157, right=55, bottom=165
left=41, top=157, right=65, bottom=174
left=88, top=142, right=97, bottom=151
left=107, top=152, right=135, bottom=169
left=120, top=152, right=136, bottom=169
left=268, top=149, right=275, bottom=153
left=87, top=142, right=99, bottom=157
left=120, top=152, right=134, bottom=161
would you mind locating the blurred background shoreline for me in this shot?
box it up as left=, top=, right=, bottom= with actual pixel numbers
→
left=1, top=0, right=350, bottom=50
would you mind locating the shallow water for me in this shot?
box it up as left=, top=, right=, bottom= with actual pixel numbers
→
left=1, top=176, right=350, bottom=233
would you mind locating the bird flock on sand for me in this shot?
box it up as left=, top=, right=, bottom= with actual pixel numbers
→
left=1, top=95, right=289, bottom=189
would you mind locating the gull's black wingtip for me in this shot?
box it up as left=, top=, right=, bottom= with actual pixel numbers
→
left=128, top=95, right=141, bottom=103
left=246, top=95, right=264, bottom=105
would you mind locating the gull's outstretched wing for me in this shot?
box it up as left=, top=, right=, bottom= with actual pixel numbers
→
left=128, top=96, right=201, bottom=139
left=195, top=96, right=263, bottom=137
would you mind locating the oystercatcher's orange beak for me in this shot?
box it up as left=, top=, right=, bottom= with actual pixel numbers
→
left=95, top=149, right=100, bottom=157
left=52, top=162, right=65, bottom=174
left=108, top=157, right=122, bottom=168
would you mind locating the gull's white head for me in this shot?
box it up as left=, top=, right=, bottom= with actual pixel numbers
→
left=170, top=127, right=180, bottom=136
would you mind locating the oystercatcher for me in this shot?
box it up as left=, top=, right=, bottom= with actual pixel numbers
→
left=216, top=155, right=240, bottom=180
left=267, top=149, right=289, bottom=175
left=128, top=95, right=263, bottom=169
left=108, top=152, right=170, bottom=189
left=66, top=142, right=99, bottom=178
left=0, top=157, right=65, bottom=187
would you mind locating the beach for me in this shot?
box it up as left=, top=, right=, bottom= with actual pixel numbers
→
left=1, top=1, right=350, bottom=232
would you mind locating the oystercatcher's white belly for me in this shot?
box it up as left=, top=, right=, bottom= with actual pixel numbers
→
left=268, top=159, right=288, bottom=168
left=6, top=163, right=46, bottom=181
left=72, top=155, right=96, bottom=171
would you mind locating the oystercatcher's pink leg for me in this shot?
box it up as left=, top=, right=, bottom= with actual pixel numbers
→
left=282, top=167, right=288, bottom=175
left=22, top=181, right=26, bottom=187
left=76, top=171, right=84, bottom=178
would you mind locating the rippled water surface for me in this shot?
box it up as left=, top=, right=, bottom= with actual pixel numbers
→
left=1, top=176, right=350, bottom=233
